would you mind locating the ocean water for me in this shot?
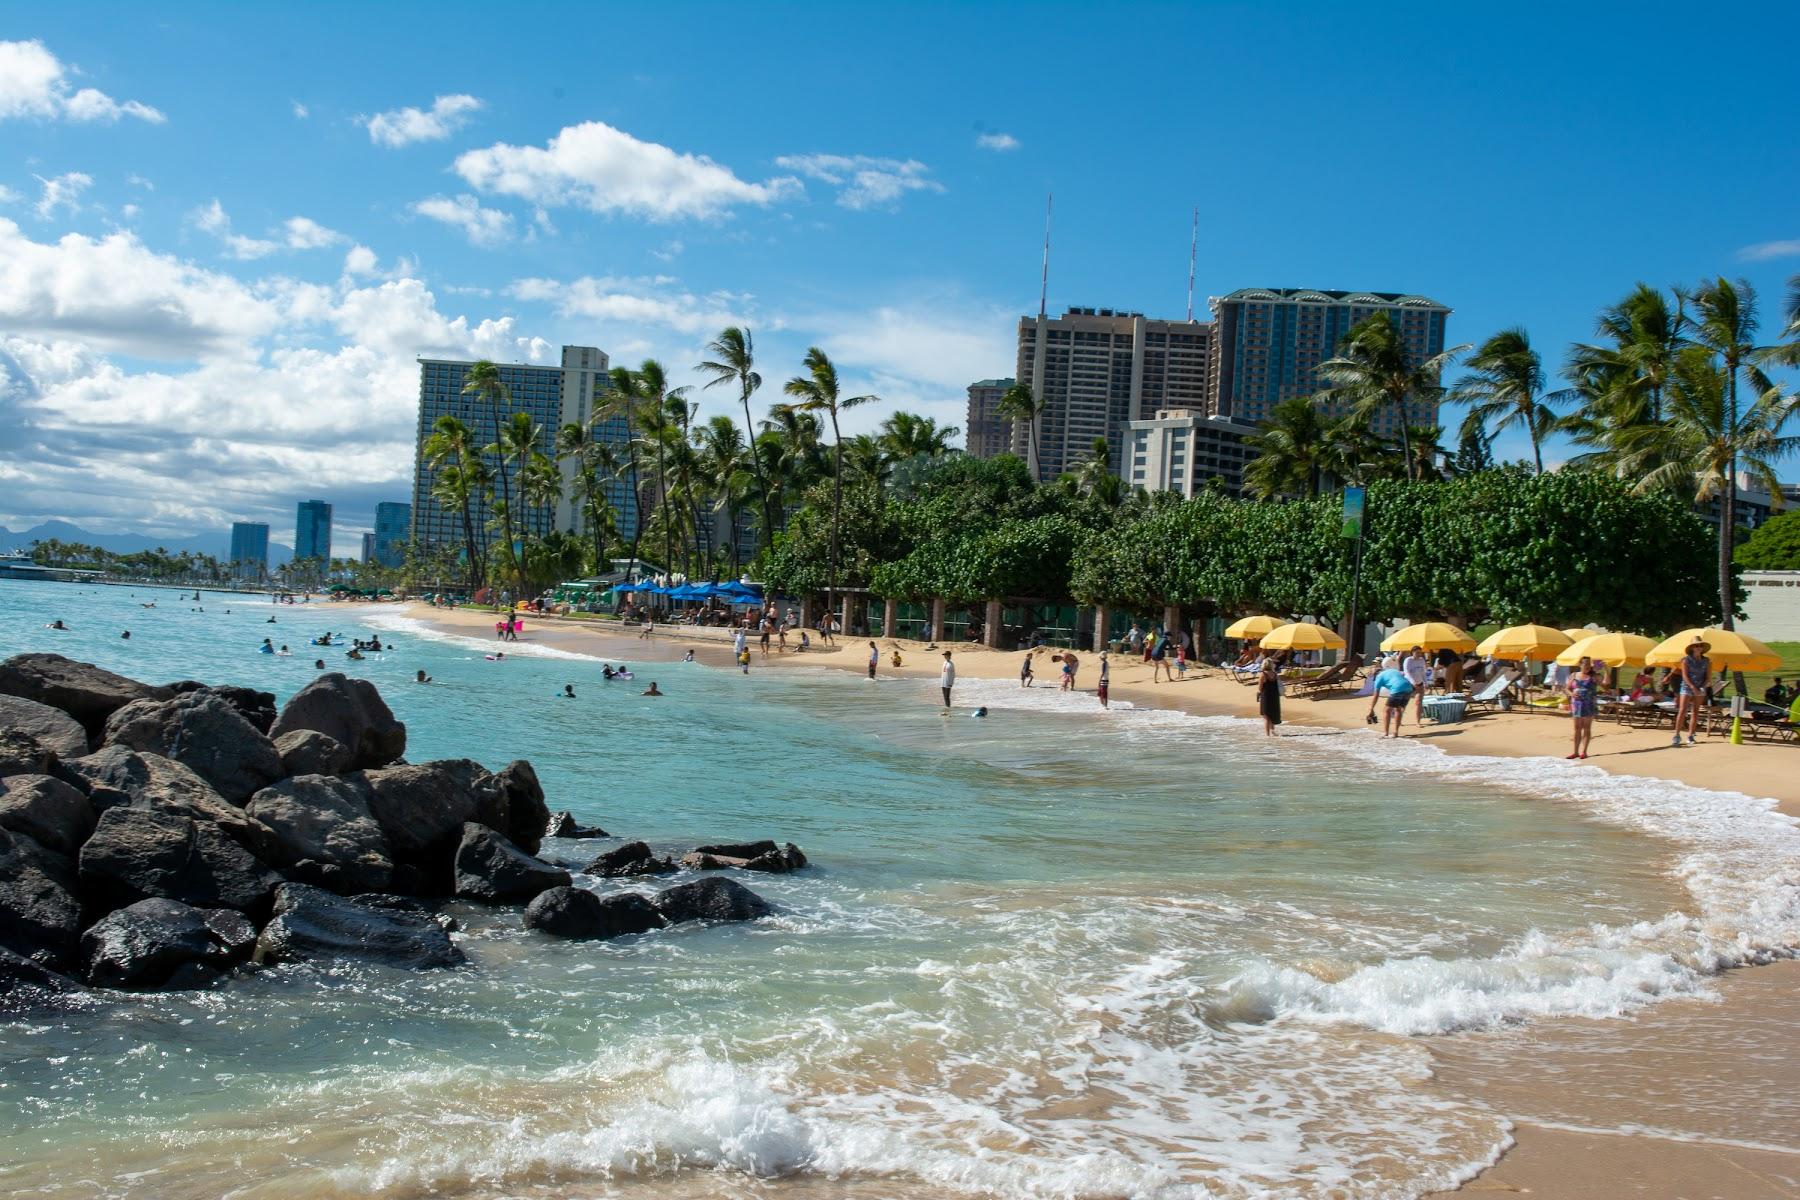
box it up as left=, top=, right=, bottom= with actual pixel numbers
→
left=0, top=579, right=1795, bottom=1199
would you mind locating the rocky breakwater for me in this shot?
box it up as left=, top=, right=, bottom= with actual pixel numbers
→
left=0, top=654, right=807, bottom=1008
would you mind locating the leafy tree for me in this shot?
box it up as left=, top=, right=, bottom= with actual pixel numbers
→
left=1736, top=509, right=1800, bottom=570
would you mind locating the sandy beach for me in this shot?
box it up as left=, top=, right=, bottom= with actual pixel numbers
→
left=394, top=601, right=1800, bottom=1199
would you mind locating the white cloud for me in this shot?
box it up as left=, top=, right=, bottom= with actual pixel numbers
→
left=126, top=173, right=153, bottom=190
left=0, top=40, right=164, bottom=124
left=342, top=244, right=378, bottom=278
left=412, top=194, right=514, bottom=246
left=362, top=94, right=482, bottom=147
left=282, top=216, right=344, bottom=249
left=119, top=203, right=139, bottom=220
left=33, top=172, right=92, bottom=219
left=291, top=100, right=309, bottom=119
left=975, top=132, right=1020, bottom=152
left=0, top=217, right=278, bottom=358
left=773, top=154, right=943, bottom=210
left=511, top=274, right=755, bottom=335
left=0, top=185, right=19, bottom=205
left=192, top=200, right=345, bottom=259
left=455, top=120, right=800, bottom=221
left=331, top=277, right=551, bottom=361
left=651, top=239, right=685, bottom=263
left=1739, top=239, right=1800, bottom=262
left=817, top=303, right=1014, bottom=394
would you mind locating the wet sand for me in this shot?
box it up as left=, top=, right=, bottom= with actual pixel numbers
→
left=389, top=605, right=1800, bottom=1199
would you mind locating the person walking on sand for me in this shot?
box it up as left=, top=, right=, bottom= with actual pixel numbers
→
left=867, top=640, right=880, bottom=680
left=1097, top=652, right=1110, bottom=709
left=1566, top=655, right=1598, bottom=759
left=1673, top=637, right=1711, bottom=746
left=1020, top=652, right=1035, bottom=688
left=1402, top=647, right=1430, bottom=725
left=1257, top=656, right=1283, bottom=736
left=938, top=650, right=956, bottom=710
left=1368, top=661, right=1415, bottom=739
left=760, top=615, right=773, bottom=658
left=1126, top=623, right=1143, bottom=657
left=1150, top=633, right=1171, bottom=683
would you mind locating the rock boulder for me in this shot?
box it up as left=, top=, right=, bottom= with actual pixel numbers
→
left=0, top=730, right=55, bottom=780
left=494, top=760, right=550, bottom=854
left=523, top=886, right=666, bottom=939
left=254, top=883, right=463, bottom=970
left=453, top=823, right=570, bottom=903
left=0, top=827, right=82, bottom=970
left=103, top=691, right=283, bottom=804
left=0, top=945, right=81, bottom=1009
left=163, top=682, right=278, bottom=734
left=584, top=841, right=678, bottom=877
left=0, top=773, right=96, bottom=855
left=269, top=674, right=405, bottom=770
left=651, top=876, right=773, bottom=925
left=78, top=806, right=282, bottom=918
left=79, top=897, right=257, bottom=989
left=0, top=654, right=171, bottom=739
left=246, top=774, right=392, bottom=894
left=0, top=694, right=90, bottom=759
left=546, top=811, right=608, bottom=839
left=274, top=729, right=352, bottom=778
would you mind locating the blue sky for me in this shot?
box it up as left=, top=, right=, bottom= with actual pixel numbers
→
left=3, top=1, right=1797, bottom=555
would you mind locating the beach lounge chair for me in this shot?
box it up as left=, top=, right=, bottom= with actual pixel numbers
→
left=1289, top=659, right=1360, bottom=700
left=1463, top=670, right=1521, bottom=715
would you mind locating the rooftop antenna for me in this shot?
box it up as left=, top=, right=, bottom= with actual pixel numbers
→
left=1186, top=205, right=1198, bottom=322
left=1038, top=192, right=1052, bottom=320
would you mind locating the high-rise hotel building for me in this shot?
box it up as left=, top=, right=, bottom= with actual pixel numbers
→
left=1207, top=289, right=1450, bottom=434
left=228, top=521, right=269, bottom=580
left=408, top=345, right=637, bottom=566
left=293, top=501, right=332, bottom=563
left=963, top=378, right=1016, bottom=460
left=1010, top=308, right=1213, bottom=481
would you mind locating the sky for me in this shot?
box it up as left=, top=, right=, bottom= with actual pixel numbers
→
left=3, top=1, right=1798, bottom=557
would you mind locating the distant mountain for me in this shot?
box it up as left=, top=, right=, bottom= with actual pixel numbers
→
left=0, top=520, right=295, bottom=566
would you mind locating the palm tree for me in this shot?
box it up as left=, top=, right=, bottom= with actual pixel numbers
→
left=1452, top=328, right=1556, bottom=473
left=491, top=411, right=547, bottom=598
left=840, top=433, right=892, bottom=490
left=604, top=366, right=649, bottom=576
left=783, top=347, right=881, bottom=611
left=1243, top=395, right=1335, bottom=498
left=557, top=418, right=619, bottom=581
left=996, top=381, right=1044, bottom=474
left=423, top=414, right=486, bottom=591
left=462, top=361, right=520, bottom=596
left=1616, top=346, right=1794, bottom=626
left=1561, top=285, right=1690, bottom=476
left=760, top=406, right=827, bottom=518
left=1065, top=437, right=1123, bottom=505
left=629, top=361, right=683, bottom=576
left=696, top=415, right=753, bottom=572
left=1315, top=312, right=1466, bottom=482
left=877, top=411, right=960, bottom=460
left=697, top=327, right=778, bottom=553
left=1686, top=278, right=1785, bottom=628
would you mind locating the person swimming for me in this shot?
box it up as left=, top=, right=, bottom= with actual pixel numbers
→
left=641, top=682, right=663, bottom=696
left=313, top=659, right=325, bottom=669
left=260, top=638, right=274, bottom=654
left=46, top=619, right=67, bottom=630
left=972, top=706, right=989, bottom=718
left=267, top=616, right=277, bottom=623
left=277, top=645, right=290, bottom=655
left=602, top=665, right=616, bottom=679
left=562, top=684, right=576, bottom=699
left=682, top=650, right=696, bottom=662
left=415, top=669, right=431, bottom=683
left=346, top=648, right=364, bottom=660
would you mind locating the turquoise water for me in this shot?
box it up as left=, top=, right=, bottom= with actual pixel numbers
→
left=0, top=579, right=1792, bottom=1199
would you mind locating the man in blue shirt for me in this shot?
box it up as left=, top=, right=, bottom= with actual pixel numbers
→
left=1368, top=666, right=1416, bottom=739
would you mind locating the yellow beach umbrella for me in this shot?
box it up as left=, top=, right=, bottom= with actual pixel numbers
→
left=1645, top=628, right=1782, bottom=672
left=1561, top=627, right=1603, bottom=643
left=1381, top=621, right=1476, bottom=653
left=1224, top=614, right=1284, bottom=641
left=1260, top=622, right=1347, bottom=652
left=1475, top=624, right=1574, bottom=661
left=1556, top=632, right=1657, bottom=668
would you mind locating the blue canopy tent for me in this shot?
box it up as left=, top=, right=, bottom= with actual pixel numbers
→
left=665, top=584, right=711, bottom=601
left=718, top=581, right=763, bottom=602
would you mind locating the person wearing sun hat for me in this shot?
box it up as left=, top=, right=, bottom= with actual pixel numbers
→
left=1673, top=635, right=1711, bottom=747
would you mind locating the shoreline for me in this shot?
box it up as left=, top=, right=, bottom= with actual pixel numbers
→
left=387, top=602, right=1800, bottom=1200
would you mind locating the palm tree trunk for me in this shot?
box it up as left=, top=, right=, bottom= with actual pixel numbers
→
left=1395, top=394, right=1416, bottom=482
left=657, top=443, right=672, bottom=578
left=586, top=474, right=606, bottom=579
left=1721, top=356, right=1739, bottom=631
left=1531, top=429, right=1543, bottom=475
left=828, top=408, right=844, bottom=616
left=743, top=391, right=778, bottom=553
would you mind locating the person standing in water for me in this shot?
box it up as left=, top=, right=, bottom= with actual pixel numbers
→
left=867, top=641, right=879, bottom=680
left=1566, top=655, right=1598, bottom=759
left=1257, top=657, right=1283, bottom=736
left=1097, top=652, right=1110, bottom=709
left=939, top=650, right=955, bottom=710
left=1020, top=652, right=1034, bottom=688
